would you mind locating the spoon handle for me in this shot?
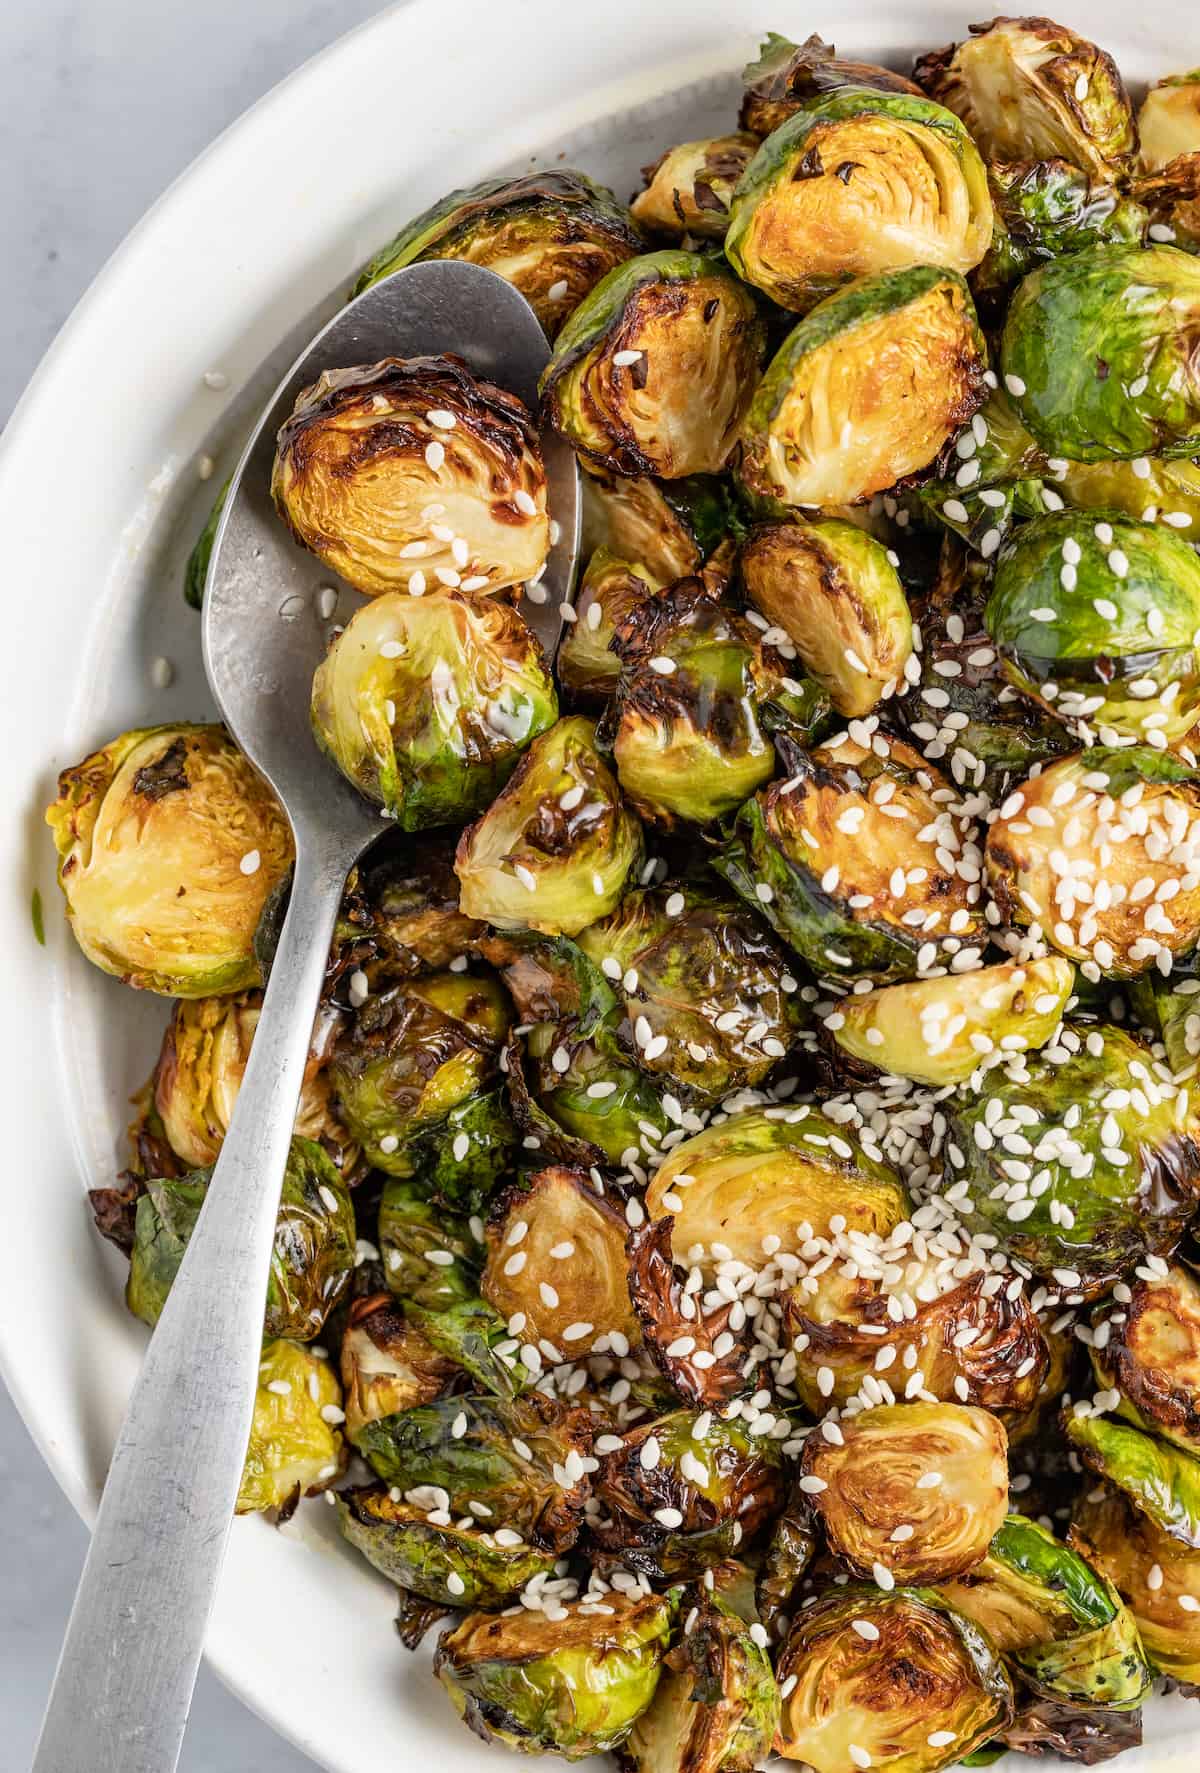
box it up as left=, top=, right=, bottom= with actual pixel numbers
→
left=33, top=843, right=347, bottom=1773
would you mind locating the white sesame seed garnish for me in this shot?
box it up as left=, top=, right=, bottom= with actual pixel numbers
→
left=649, top=655, right=676, bottom=674
left=613, top=349, right=644, bottom=367
left=928, top=1732, right=957, bottom=1749
left=852, top=1618, right=880, bottom=1641
left=150, top=656, right=174, bottom=690
left=872, top=1562, right=895, bottom=1591
left=203, top=368, right=228, bottom=390
left=266, top=1379, right=291, bottom=1396
left=426, top=409, right=457, bottom=429
left=653, top=1506, right=684, bottom=1528
left=239, top=849, right=261, bottom=875
left=424, top=441, right=445, bottom=471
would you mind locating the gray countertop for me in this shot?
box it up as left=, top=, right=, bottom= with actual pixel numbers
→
left=0, top=3, right=388, bottom=1763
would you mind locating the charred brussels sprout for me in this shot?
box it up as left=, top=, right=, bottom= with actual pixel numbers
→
left=1138, top=71, right=1200, bottom=172
left=576, top=881, right=804, bottom=1102
left=715, top=732, right=986, bottom=984
left=973, top=158, right=1147, bottom=311
left=339, top=1487, right=556, bottom=1608
left=378, top=1179, right=482, bottom=1310
left=736, top=267, right=987, bottom=509
left=1092, top=1261, right=1200, bottom=1454
left=238, top=1339, right=344, bottom=1515
left=986, top=750, right=1200, bottom=974
left=128, top=1138, right=354, bottom=1340
left=1001, top=247, right=1200, bottom=462
left=404, top=1296, right=532, bottom=1403
left=1133, top=154, right=1200, bottom=258
left=352, top=170, right=642, bottom=339
left=46, top=724, right=293, bottom=996
left=607, top=583, right=775, bottom=826
left=646, top=1105, right=909, bottom=1270
left=540, top=251, right=766, bottom=479
left=434, top=1590, right=673, bottom=1757
left=828, top=957, right=1073, bottom=1086
left=984, top=513, right=1200, bottom=743
left=626, top=1218, right=754, bottom=1409
left=914, top=19, right=1135, bottom=178
left=740, top=518, right=912, bottom=718
left=330, top=971, right=507, bottom=1175
left=631, top=136, right=758, bottom=243
left=454, top=717, right=641, bottom=934
left=622, top=1589, right=779, bottom=1773
left=1067, top=1413, right=1200, bottom=1549
left=311, top=591, right=557, bottom=828
left=335, top=836, right=485, bottom=977
left=558, top=550, right=663, bottom=705
left=182, top=474, right=230, bottom=609
left=755, top=1501, right=818, bottom=1641
left=1072, top=1481, right=1200, bottom=1683
left=339, top=1293, right=456, bottom=1444
left=739, top=32, right=923, bottom=138
left=272, top=355, right=549, bottom=595
left=946, top=1025, right=1200, bottom=1296
left=775, top=1586, right=1014, bottom=1771
left=581, top=466, right=743, bottom=584
left=799, top=1401, right=1009, bottom=1583
left=725, top=90, right=992, bottom=311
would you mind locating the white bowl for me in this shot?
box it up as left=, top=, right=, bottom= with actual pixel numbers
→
left=2, top=2, right=1197, bottom=1766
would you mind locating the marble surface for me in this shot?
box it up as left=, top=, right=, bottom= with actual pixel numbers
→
left=0, top=3, right=390, bottom=1764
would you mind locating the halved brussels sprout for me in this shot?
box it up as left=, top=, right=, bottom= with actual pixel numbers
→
left=632, top=136, right=758, bottom=243
left=973, top=158, right=1147, bottom=312
left=914, top=19, right=1135, bottom=179
left=354, top=1390, right=594, bottom=1552
left=775, top=1586, right=1014, bottom=1771
left=405, top=1296, right=532, bottom=1403
left=1001, top=246, right=1200, bottom=462
left=127, top=1137, right=355, bottom=1341
left=1071, top=1480, right=1200, bottom=1682
left=1138, top=70, right=1200, bottom=172
left=577, top=880, right=804, bottom=1101
left=740, top=518, right=912, bottom=718
left=273, top=355, right=548, bottom=595
left=580, top=467, right=741, bottom=584
left=984, top=513, right=1200, bottom=743
left=726, top=90, right=992, bottom=311
left=622, top=1589, right=779, bottom=1773
left=182, top=474, right=230, bottom=609
left=715, top=732, right=987, bottom=984
left=352, top=169, right=643, bottom=338
left=591, top=1408, right=784, bottom=1582
left=339, top=1292, right=456, bottom=1444
left=558, top=550, right=663, bottom=705
left=311, top=590, right=558, bottom=828
left=800, top=1401, right=1008, bottom=1584
left=1093, top=1262, right=1200, bottom=1455
left=540, top=251, right=766, bottom=479
left=627, top=1219, right=752, bottom=1409
left=1067, top=1413, right=1200, bottom=1549
left=646, top=1104, right=909, bottom=1270
left=334, top=835, right=485, bottom=980
left=606, top=583, right=775, bottom=826
left=339, top=1487, right=556, bottom=1608
left=739, top=33, right=923, bottom=138
left=434, top=1590, right=673, bottom=1756
left=46, top=724, right=293, bottom=996
left=737, top=267, right=987, bottom=510
left=330, top=971, right=507, bottom=1175
left=783, top=1268, right=1049, bottom=1419
left=947, top=1023, right=1199, bottom=1296
left=986, top=750, right=1200, bottom=975
left=238, top=1339, right=344, bottom=1516
left=828, top=957, right=1073, bottom=1086
left=1050, top=451, right=1200, bottom=534
left=379, top=1176, right=482, bottom=1310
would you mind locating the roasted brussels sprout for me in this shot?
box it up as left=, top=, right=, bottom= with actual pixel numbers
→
left=434, top=1590, right=673, bottom=1756
left=352, top=170, right=643, bottom=338
left=605, top=583, right=775, bottom=826
left=755, top=1501, right=818, bottom=1641
left=273, top=355, right=549, bottom=595
left=726, top=90, right=992, bottom=310
left=914, top=19, right=1135, bottom=178
left=1129, top=961, right=1200, bottom=1080
left=334, top=836, right=485, bottom=978
left=973, top=158, right=1147, bottom=311
left=621, top=1590, right=779, bottom=1773
left=646, top=1104, right=909, bottom=1269
left=558, top=550, right=664, bottom=705
left=127, top=1137, right=354, bottom=1340
left=311, top=590, right=557, bottom=828
left=1138, top=70, right=1200, bottom=173
left=774, top=1586, right=1014, bottom=1771
left=828, top=957, right=1073, bottom=1086
left=631, top=137, right=758, bottom=243
left=339, top=1487, right=557, bottom=1608
left=736, top=267, right=987, bottom=509
left=1047, top=450, right=1200, bottom=534
left=739, top=32, right=923, bottom=138
left=1001, top=246, right=1200, bottom=462
left=581, top=466, right=742, bottom=584
left=984, top=513, right=1200, bottom=743
left=577, top=880, right=804, bottom=1102
left=182, top=474, right=230, bottom=610
left=799, top=1401, right=1008, bottom=1583
left=238, top=1339, right=344, bottom=1515
left=330, top=970, right=507, bottom=1175
left=986, top=750, right=1200, bottom=974
left=1072, top=1480, right=1200, bottom=1682
left=1092, top=1262, right=1200, bottom=1454
left=46, top=724, right=293, bottom=996
left=626, top=1219, right=753, bottom=1409
left=740, top=518, right=912, bottom=718
left=1133, top=153, right=1200, bottom=258
left=540, top=251, right=766, bottom=478
left=947, top=1024, right=1199, bottom=1296
left=1068, top=1413, right=1200, bottom=1550
left=715, top=732, right=987, bottom=984
left=339, top=1293, right=456, bottom=1443
left=404, top=1295, right=532, bottom=1403
left=481, top=1165, right=640, bottom=1358
left=454, top=717, right=641, bottom=934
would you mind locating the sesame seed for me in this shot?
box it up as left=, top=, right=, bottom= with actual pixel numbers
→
left=203, top=368, right=228, bottom=390
left=239, top=849, right=261, bottom=875
left=849, top=1748, right=872, bottom=1768
left=150, top=656, right=174, bottom=689
left=653, top=1506, right=683, bottom=1528
left=1005, top=374, right=1026, bottom=397
left=613, top=349, right=644, bottom=367
left=852, top=1618, right=880, bottom=1640
left=928, top=1731, right=957, bottom=1749
left=649, top=655, right=676, bottom=675
left=872, top=1562, right=895, bottom=1591
left=424, top=441, right=445, bottom=471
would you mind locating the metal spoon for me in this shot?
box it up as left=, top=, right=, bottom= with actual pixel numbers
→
left=33, top=260, right=580, bottom=1773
